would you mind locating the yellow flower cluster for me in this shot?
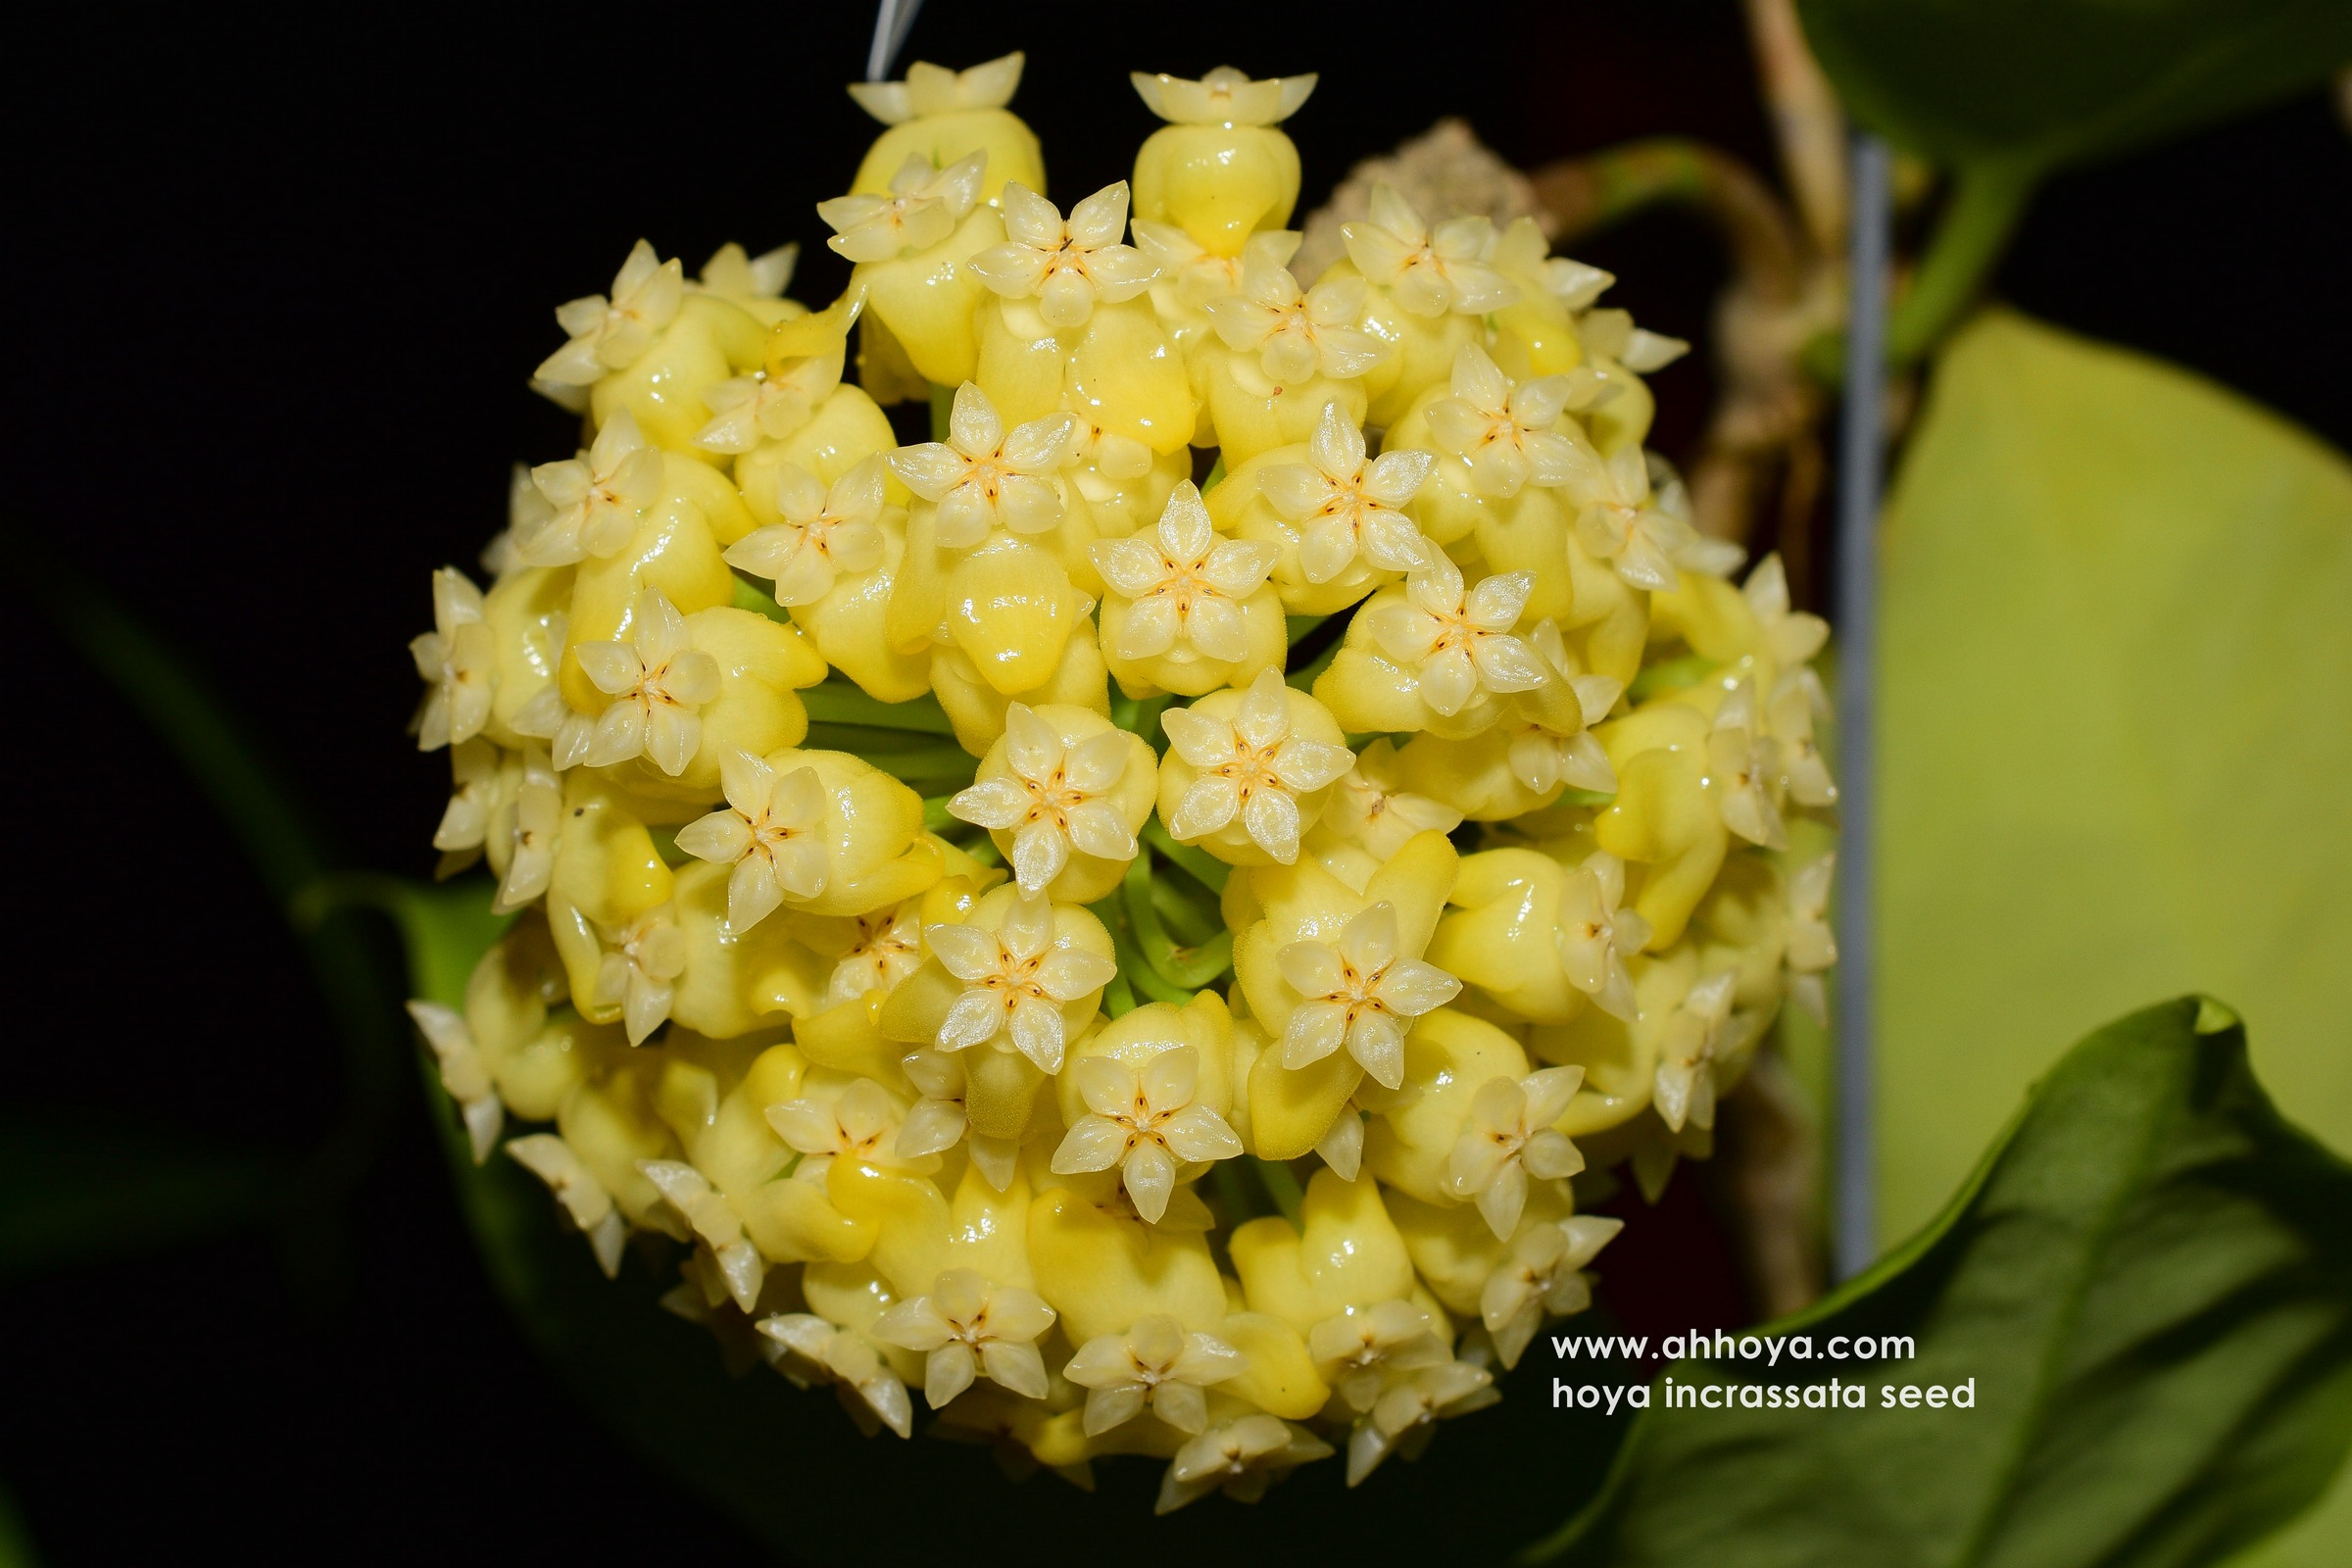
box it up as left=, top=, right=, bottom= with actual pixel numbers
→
left=406, top=51, right=1838, bottom=1510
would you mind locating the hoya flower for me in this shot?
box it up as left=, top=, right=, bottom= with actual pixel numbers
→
left=570, top=588, right=722, bottom=776
left=696, top=240, right=798, bottom=302
left=873, top=1267, right=1057, bottom=1407
left=1568, top=443, right=1743, bottom=591
left=1346, top=1359, right=1498, bottom=1486
left=430, top=739, right=497, bottom=876
left=1130, top=66, right=1317, bottom=127
left=1768, top=667, right=1838, bottom=809
left=406, top=1000, right=501, bottom=1163
left=1481, top=1214, right=1622, bottom=1369
left=759, top=1313, right=914, bottom=1439
left=889, top=382, right=1075, bottom=547
left=1654, top=970, right=1740, bottom=1133
left=594, top=903, right=686, bottom=1046
left=492, top=746, right=561, bottom=912
left=1317, top=740, right=1464, bottom=860
left=766, top=1076, right=915, bottom=1185
left=819, top=150, right=989, bottom=264
left=505, top=1134, right=626, bottom=1277
left=949, top=703, right=1154, bottom=901
left=1341, top=184, right=1516, bottom=318
left=1557, top=852, right=1650, bottom=1021
left=823, top=900, right=927, bottom=1008
left=1277, top=902, right=1461, bottom=1091
left=1259, top=400, right=1434, bottom=586
left=724, top=457, right=890, bottom=608
left=1091, top=480, right=1279, bottom=679
left=926, top=892, right=1119, bottom=1072
left=1446, top=1066, right=1587, bottom=1239
left=1709, top=679, right=1788, bottom=850
left=1307, top=1298, right=1449, bottom=1412
left=1063, top=1314, right=1246, bottom=1436
left=637, top=1159, right=765, bottom=1311
left=1051, top=1046, right=1244, bottom=1224
left=967, top=181, right=1155, bottom=330
left=1503, top=621, right=1624, bottom=797
left=1155, top=1415, right=1333, bottom=1515
left=1131, top=220, right=1249, bottom=321
left=1203, top=240, right=1381, bottom=386
left=1785, top=853, right=1838, bottom=1022
left=848, top=52, right=1025, bottom=123
left=692, top=352, right=844, bottom=455
left=521, top=409, right=662, bottom=566
left=410, top=568, right=493, bottom=751
left=1157, top=668, right=1355, bottom=865
left=1743, top=552, right=1830, bottom=671
left=535, top=239, right=684, bottom=385
left=671, top=752, right=830, bottom=932
left=1363, top=559, right=1546, bottom=719
left=1423, top=344, right=1587, bottom=499
left=896, top=1048, right=1021, bottom=1191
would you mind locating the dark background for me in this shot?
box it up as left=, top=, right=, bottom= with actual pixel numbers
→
left=7, top=2, right=2346, bottom=1559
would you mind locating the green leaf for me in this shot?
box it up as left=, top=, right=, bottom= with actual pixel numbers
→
left=1880, top=312, right=2352, bottom=1251
left=1530, top=997, right=2352, bottom=1566
left=1795, top=0, right=2352, bottom=176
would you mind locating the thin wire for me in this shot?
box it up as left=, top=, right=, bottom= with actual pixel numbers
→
left=866, top=0, right=925, bottom=81
left=1833, top=133, right=1891, bottom=1285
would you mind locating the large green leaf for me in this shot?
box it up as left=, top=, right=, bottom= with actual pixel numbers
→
left=1795, top=0, right=2352, bottom=176
left=1531, top=997, right=2352, bottom=1566
left=1879, top=312, right=2352, bottom=1248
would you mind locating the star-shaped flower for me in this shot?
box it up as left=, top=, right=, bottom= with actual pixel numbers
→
left=872, top=1267, right=1058, bottom=1408
left=1503, top=621, right=1624, bottom=797
left=430, top=739, right=496, bottom=876
left=1064, top=1314, right=1246, bottom=1436
left=1654, top=970, right=1738, bottom=1133
left=1131, top=66, right=1318, bottom=126
left=1203, top=237, right=1382, bottom=386
left=535, top=239, right=684, bottom=385
left=823, top=900, right=928, bottom=1008
left=967, top=181, right=1156, bottom=329
left=1768, top=666, right=1838, bottom=809
left=672, top=751, right=831, bottom=932
left=1307, top=1299, right=1450, bottom=1412
left=1051, top=1046, right=1245, bottom=1224
left=637, top=1159, right=765, bottom=1311
left=1317, top=740, right=1464, bottom=859
left=1366, top=559, right=1546, bottom=718
left=1446, top=1066, right=1587, bottom=1239
left=1090, top=481, right=1277, bottom=664
left=1340, top=183, right=1516, bottom=318
left=888, top=382, right=1075, bottom=547
left=925, top=892, right=1119, bottom=1072
left=896, top=1047, right=1021, bottom=1191
left=571, top=588, right=722, bottom=777
left=1260, top=401, right=1435, bottom=585
left=1424, top=343, right=1588, bottom=499
left=505, top=1134, right=626, bottom=1277
left=1569, top=444, right=1744, bottom=591
left=1346, top=1359, right=1498, bottom=1486
left=493, top=745, right=562, bottom=913
left=848, top=52, right=1025, bottom=124
left=1742, top=552, right=1829, bottom=670
left=950, top=703, right=1144, bottom=894
left=1481, top=1214, right=1622, bottom=1369
left=1555, top=852, right=1650, bottom=1021
left=1159, top=668, right=1355, bottom=864
left=692, top=350, right=844, bottom=454
left=724, top=456, right=890, bottom=608
left=595, top=902, right=686, bottom=1046
left=759, top=1313, right=914, bottom=1439
left=765, top=1075, right=915, bottom=1185
left=410, top=568, right=494, bottom=752
left=696, top=240, right=799, bottom=302
left=1709, top=678, right=1788, bottom=849
left=1276, top=902, right=1461, bottom=1091
left=1784, top=853, right=1838, bottom=1022
left=406, top=1000, right=501, bottom=1163
left=1155, top=1415, right=1333, bottom=1514
left=818, top=149, right=989, bottom=264
left=521, top=409, right=662, bottom=566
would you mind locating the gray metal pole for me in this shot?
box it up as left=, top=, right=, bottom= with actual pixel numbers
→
left=1834, top=134, right=1892, bottom=1284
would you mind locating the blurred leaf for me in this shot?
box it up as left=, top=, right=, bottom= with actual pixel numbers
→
left=1796, top=0, right=2352, bottom=176
left=0, top=1117, right=287, bottom=1275
left=1879, top=312, right=2352, bottom=1247
left=1531, top=997, right=2352, bottom=1566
